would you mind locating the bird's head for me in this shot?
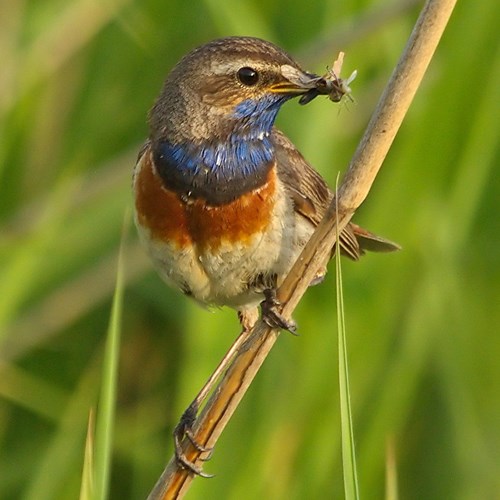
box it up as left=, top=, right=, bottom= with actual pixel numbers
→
left=149, top=36, right=319, bottom=144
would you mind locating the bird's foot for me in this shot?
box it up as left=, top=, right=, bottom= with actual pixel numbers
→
left=261, top=289, right=297, bottom=334
left=173, top=404, right=214, bottom=478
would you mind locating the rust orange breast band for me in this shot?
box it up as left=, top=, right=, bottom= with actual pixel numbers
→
left=135, top=148, right=276, bottom=251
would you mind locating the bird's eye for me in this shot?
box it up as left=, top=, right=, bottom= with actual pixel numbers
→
left=237, top=67, right=259, bottom=86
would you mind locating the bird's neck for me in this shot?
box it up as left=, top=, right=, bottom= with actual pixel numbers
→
left=153, top=99, right=284, bottom=205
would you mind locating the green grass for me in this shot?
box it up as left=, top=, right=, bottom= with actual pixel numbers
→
left=1, top=0, right=499, bottom=499
left=80, top=410, right=95, bottom=500
left=336, top=192, right=360, bottom=500
left=92, top=213, right=127, bottom=500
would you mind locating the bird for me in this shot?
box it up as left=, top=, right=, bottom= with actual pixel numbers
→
left=133, top=36, right=399, bottom=474
left=134, top=35, right=398, bottom=332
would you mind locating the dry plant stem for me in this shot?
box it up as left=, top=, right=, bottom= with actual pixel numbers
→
left=148, top=323, right=279, bottom=500
left=147, top=0, right=457, bottom=498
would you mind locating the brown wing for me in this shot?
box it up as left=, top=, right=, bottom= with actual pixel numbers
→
left=272, top=129, right=400, bottom=260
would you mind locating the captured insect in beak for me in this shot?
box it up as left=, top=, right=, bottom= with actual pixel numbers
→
left=299, top=52, right=357, bottom=105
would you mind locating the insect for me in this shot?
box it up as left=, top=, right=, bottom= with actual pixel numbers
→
left=298, top=51, right=357, bottom=105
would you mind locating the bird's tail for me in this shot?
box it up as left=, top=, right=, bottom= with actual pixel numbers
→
left=339, top=223, right=401, bottom=261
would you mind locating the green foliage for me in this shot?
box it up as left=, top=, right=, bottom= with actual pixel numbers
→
left=92, top=216, right=127, bottom=500
left=336, top=202, right=360, bottom=500
left=1, top=0, right=499, bottom=498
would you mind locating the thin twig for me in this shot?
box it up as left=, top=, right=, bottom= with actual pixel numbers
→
left=147, top=0, right=457, bottom=497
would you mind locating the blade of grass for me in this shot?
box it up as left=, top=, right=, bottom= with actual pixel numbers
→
left=335, top=185, right=360, bottom=500
left=80, top=409, right=95, bottom=500
left=93, top=210, right=129, bottom=500
left=385, top=436, right=399, bottom=500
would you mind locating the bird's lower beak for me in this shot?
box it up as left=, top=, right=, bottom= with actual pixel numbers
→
left=269, top=64, right=321, bottom=95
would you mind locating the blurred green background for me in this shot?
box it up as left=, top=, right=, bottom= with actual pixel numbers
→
left=1, top=0, right=499, bottom=498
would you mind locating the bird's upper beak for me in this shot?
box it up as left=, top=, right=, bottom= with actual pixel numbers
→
left=269, top=64, right=321, bottom=95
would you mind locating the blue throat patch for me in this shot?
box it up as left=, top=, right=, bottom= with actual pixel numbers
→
left=153, top=95, right=287, bottom=205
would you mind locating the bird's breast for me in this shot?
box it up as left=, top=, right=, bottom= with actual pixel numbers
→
left=134, top=145, right=277, bottom=251
left=134, top=144, right=309, bottom=307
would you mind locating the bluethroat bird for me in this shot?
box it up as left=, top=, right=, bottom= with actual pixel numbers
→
left=133, top=36, right=399, bottom=474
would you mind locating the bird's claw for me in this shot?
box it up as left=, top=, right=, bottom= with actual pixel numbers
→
left=261, top=289, right=297, bottom=334
left=173, top=405, right=214, bottom=478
